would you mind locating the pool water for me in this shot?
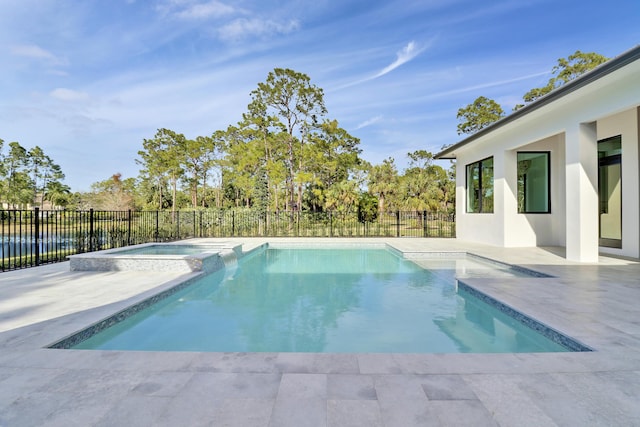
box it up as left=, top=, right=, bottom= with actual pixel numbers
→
left=72, top=247, right=570, bottom=353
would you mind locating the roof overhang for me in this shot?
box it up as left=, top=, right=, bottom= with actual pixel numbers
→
left=435, top=45, right=640, bottom=160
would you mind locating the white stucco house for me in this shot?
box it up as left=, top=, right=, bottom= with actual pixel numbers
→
left=435, top=45, right=640, bottom=262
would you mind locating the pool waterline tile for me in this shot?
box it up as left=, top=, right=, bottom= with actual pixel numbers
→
left=457, top=281, right=592, bottom=352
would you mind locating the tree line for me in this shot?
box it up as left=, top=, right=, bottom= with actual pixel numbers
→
left=0, top=139, right=70, bottom=209
left=85, top=68, right=455, bottom=214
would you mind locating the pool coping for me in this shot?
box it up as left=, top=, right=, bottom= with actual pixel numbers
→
left=67, top=241, right=243, bottom=272
left=456, top=281, right=591, bottom=352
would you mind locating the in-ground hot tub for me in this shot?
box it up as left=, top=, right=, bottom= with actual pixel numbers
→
left=68, top=242, right=242, bottom=273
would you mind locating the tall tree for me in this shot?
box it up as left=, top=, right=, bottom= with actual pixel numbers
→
left=248, top=68, right=327, bottom=210
left=239, top=106, right=288, bottom=211
left=138, top=128, right=185, bottom=215
left=28, top=146, right=65, bottom=207
left=3, top=141, right=32, bottom=208
left=456, top=96, right=505, bottom=135
left=0, top=139, right=6, bottom=203
left=220, top=124, right=262, bottom=208
left=304, top=119, right=361, bottom=211
left=199, top=134, right=224, bottom=208
left=181, top=136, right=221, bottom=208
left=0, top=139, right=4, bottom=171
left=208, top=129, right=233, bottom=208
left=522, top=51, right=609, bottom=104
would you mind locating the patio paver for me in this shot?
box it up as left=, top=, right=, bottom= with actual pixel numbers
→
left=1, top=237, right=639, bottom=426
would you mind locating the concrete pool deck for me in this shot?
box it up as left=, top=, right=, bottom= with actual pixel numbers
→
left=0, top=238, right=639, bottom=426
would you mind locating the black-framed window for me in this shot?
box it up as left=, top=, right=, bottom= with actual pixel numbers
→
left=466, top=157, right=493, bottom=213
left=598, top=135, right=622, bottom=248
left=517, top=152, right=550, bottom=213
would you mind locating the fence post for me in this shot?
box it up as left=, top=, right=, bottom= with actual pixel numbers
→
left=329, top=211, right=333, bottom=237
left=127, top=210, right=132, bottom=246
left=89, top=209, right=95, bottom=252
left=232, top=211, right=235, bottom=237
left=423, top=210, right=428, bottom=238
left=451, top=213, right=456, bottom=238
left=396, top=211, right=400, bottom=237
left=177, top=212, right=180, bottom=240
left=155, top=211, right=159, bottom=242
left=34, top=207, right=40, bottom=266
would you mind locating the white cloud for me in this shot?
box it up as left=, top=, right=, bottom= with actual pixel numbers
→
left=175, top=1, right=235, bottom=19
left=157, top=0, right=235, bottom=19
left=10, top=44, right=65, bottom=65
left=372, top=41, right=425, bottom=79
left=355, top=115, right=383, bottom=130
left=50, top=88, right=90, bottom=102
left=337, top=41, right=427, bottom=89
left=154, top=0, right=299, bottom=43
left=428, top=70, right=550, bottom=98
left=218, top=18, right=300, bottom=41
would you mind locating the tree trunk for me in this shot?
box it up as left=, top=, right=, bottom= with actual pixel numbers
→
left=191, top=182, right=197, bottom=208
left=158, top=181, right=163, bottom=210
left=202, top=173, right=208, bottom=208
left=274, top=185, right=279, bottom=211
left=287, top=137, right=295, bottom=211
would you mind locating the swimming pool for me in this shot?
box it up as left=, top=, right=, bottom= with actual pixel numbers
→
left=55, top=245, right=589, bottom=353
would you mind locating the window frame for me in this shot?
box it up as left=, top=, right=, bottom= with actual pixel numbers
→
left=598, top=135, right=622, bottom=249
left=517, top=151, right=551, bottom=214
left=465, top=156, right=494, bottom=214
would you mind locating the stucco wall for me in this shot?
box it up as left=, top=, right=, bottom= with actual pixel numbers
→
left=452, top=55, right=640, bottom=260
left=456, top=145, right=505, bottom=246
left=504, top=134, right=566, bottom=247
left=455, top=130, right=567, bottom=248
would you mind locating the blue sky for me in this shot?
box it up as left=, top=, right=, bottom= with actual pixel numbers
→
left=1, top=0, right=638, bottom=191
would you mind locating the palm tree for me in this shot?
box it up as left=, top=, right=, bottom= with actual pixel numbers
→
left=368, top=158, right=399, bottom=212
left=45, top=181, right=71, bottom=209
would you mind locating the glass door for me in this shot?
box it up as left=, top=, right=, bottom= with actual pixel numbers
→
left=598, top=136, right=622, bottom=248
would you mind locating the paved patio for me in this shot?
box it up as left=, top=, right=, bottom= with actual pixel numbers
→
left=1, top=238, right=639, bottom=426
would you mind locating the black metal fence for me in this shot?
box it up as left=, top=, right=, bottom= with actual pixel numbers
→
left=1, top=208, right=455, bottom=272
